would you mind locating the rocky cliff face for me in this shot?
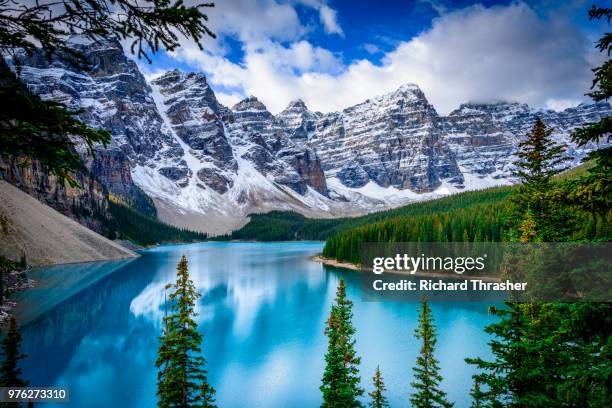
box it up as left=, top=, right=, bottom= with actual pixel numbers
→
left=0, top=154, right=110, bottom=233
left=306, top=85, right=464, bottom=192
left=439, top=101, right=611, bottom=183
left=10, top=38, right=611, bottom=234
left=149, top=70, right=234, bottom=192
left=288, top=91, right=611, bottom=193
left=277, top=99, right=321, bottom=141
left=135, top=70, right=331, bottom=234
left=227, top=95, right=324, bottom=195
left=14, top=38, right=160, bottom=217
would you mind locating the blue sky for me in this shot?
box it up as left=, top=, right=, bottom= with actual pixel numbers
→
left=135, top=0, right=609, bottom=114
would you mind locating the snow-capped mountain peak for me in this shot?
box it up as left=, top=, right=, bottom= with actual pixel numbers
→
left=12, top=40, right=611, bottom=234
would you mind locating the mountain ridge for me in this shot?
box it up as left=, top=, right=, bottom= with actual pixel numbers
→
left=9, top=38, right=611, bottom=234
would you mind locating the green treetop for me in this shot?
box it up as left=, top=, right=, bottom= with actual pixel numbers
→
left=368, top=365, right=389, bottom=408
left=410, top=299, right=453, bottom=408
left=568, top=5, right=612, bottom=215
left=514, top=117, right=569, bottom=186
left=321, top=277, right=364, bottom=407
left=509, top=118, right=574, bottom=241
left=156, top=255, right=215, bottom=408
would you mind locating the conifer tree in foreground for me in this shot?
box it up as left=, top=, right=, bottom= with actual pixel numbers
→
left=156, top=255, right=215, bottom=408
left=410, top=299, right=453, bottom=408
left=0, top=315, right=28, bottom=390
left=569, top=5, right=611, bottom=215
left=368, top=366, right=389, bottom=408
left=509, top=117, right=571, bottom=241
left=321, top=278, right=364, bottom=407
left=469, top=380, right=484, bottom=408
left=468, top=117, right=576, bottom=405
left=514, top=117, right=569, bottom=186
left=467, top=9, right=612, bottom=401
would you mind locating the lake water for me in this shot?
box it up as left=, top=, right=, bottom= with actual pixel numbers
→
left=15, top=242, right=498, bottom=407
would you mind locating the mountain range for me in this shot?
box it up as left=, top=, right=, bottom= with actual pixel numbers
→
left=8, top=38, right=611, bottom=234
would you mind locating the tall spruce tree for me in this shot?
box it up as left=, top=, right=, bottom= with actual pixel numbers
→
left=321, top=278, right=364, bottom=407
left=156, top=255, right=215, bottom=408
left=558, top=11, right=612, bottom=404
left=0, top=315, right=28, bottom=389
left=468, top=380, right=484, bottom=408
left=472, top=116, right=584, bottom=405
left=476, top=11, right=612, bottom=403
left=509, top=117, right=572, bottom=241
left=471, top=106, right=611, bottom=404
left=465, top=302, right=608, bottom=407
left=368, top=366, right=389, bottom=408
left=409, top=299, right=453, bottom=408
left=514, top=117, right=569, bottom=186
left=568, top=5, right=612, bottom=215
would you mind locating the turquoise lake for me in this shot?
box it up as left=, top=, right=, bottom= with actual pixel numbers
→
left=15, top=242, right=499, bottom=407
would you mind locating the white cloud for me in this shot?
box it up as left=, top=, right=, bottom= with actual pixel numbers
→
left=161, top=1, right=596, bottom=115
left=195, top=0, right=343, bottom=44
left=318, top=5, right=344, bottom=35
left=546, top=97, right=584, bottom=111
left=172, top=38, right=342, bottom=87
left=216, top=91, right=244, bottom=108
left=419, top=0, right=449, bottom=15
left=140, top=67, right=167, bottom=82
left=296, top=0, right=344, bottom=36
left=207, top=0, right=307, bottom=43
left=363, top=43, right=381, bottom=54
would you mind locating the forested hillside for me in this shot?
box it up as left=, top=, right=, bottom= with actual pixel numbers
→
left=224, top=186, right=513, bottom=241
left=321, top=200, right=508, bottom=264
left=322, top=162, right=610, bottom=264
left=106, top=202, right=208, bottom=246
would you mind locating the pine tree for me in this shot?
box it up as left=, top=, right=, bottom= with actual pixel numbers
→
left=467, top=7, right=612, bottom=396
left=469, top=380, right=484, bottom=408
left=467, top=301, right=612, bottom=407
left=410, top=299, right=453, bottom=408
left=568, top=5, right=612, bottom=215
left=368, top=366, right=389, bottom=408
left=0, top=316, right=28, bottom=388
left=466, top=303, right=575, bottom=407
left=156, top=255, right=215, bottom=408
left=514, top=117, right=569, bottom=186
left=509, top=117, right=573, bottom=241
left=321, top=278, right=364, bottom=407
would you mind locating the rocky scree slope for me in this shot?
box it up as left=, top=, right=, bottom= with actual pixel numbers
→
left=0, top=180, right=137, bottom=266
left=11, top=38, right=611, bottom=234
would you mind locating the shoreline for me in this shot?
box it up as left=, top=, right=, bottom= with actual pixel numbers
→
left=312, top=255, right=501, bottom=282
